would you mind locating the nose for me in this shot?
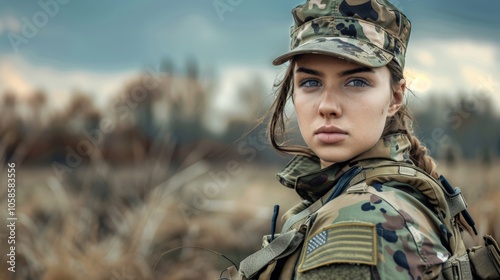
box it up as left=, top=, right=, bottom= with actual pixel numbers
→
left=318, top=90, right=342, bottom=118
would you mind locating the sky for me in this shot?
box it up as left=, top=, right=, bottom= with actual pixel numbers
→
left=0, top=0, right=499, bottom=117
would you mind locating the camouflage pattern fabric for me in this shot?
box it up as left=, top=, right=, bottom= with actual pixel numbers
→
left=277, top=133, right=413, bottom=202
left=272, top=134, right=448, bottom=279
left=273, top=0, right=411, bottom=68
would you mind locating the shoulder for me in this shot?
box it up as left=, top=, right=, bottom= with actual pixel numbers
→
left=309, top=180, right=442, bottom=235
left=298, top=181, right=450, bottom=279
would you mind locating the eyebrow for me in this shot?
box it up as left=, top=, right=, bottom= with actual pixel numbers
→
left=339, top=67, right=374, bottom=77
left=295, top=67, right=322, bottom=76
left=295, top=66, right=374, bottom=77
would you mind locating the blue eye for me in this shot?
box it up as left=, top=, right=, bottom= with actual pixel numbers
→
left=346, top=79, right=369, bottom=87
left=300, top=79, right=322, bottom=88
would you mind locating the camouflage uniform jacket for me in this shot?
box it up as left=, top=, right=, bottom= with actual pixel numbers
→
left=250, top=134, right=451, bottom=279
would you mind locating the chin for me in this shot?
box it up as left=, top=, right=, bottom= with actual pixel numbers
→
left=315, top=151, right=353, bottom=165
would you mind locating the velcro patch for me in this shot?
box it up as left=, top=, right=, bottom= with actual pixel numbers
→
left=298, top=222, right=377, bottom=273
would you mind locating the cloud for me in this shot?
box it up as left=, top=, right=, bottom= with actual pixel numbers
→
left=407, top=39, right=498, bottom=90
left=0, top=57, right=33, bottom=98
left=0, top=55, right=136, bottom=110
left=405, top=38, right=500, bottom=111
left=205, top=65, right=276, bottom=134
left=0, top=15, right=21, bottom=34
left=414, top=50, right=435, bottom=67
left=446, top=41, right=496, bottom=69
left=176, top=14, right=220, bottom=44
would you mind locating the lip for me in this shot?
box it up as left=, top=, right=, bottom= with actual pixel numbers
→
left=315, top=125, right=347, bottom=144
left=315, top=125, right=347, bottom=134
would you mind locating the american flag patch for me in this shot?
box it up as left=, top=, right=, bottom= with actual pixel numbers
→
left=306, top=230, right=328, bottom=254
left=298, top=222, right=377, bottom=272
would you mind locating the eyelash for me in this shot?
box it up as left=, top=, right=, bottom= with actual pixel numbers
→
left=298, top=78, right=369, bottom=88
left=299, top=79, right=321, bottom=88
left=346, top=78, right=369, bottom=87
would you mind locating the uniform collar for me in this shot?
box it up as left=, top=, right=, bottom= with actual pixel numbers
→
left=276, top=133, right=413, bottom=202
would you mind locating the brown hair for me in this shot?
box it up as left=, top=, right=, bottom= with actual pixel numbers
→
left=267, top=59, right=439, bottom=179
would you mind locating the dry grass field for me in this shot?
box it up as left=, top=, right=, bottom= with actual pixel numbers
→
left=0, top=158, right=498, bottom=280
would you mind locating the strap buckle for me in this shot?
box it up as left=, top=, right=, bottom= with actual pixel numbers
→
left=439, top=176, right=477, bottom=234
left=442, top=254, right=473, bottom=280
left=446, top=187, right=467, bottom=218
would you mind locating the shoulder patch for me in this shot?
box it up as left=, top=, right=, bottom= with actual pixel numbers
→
left=298, top=222, right=378, bottom=273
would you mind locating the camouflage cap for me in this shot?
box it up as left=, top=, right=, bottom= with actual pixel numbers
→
left=273, top=0, right=411, bottom=68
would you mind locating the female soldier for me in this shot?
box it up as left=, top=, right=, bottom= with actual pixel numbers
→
left=227, top=0, right=484, bottom=279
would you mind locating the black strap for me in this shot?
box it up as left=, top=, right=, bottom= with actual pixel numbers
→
left=324, top=166, right=363, bottom=203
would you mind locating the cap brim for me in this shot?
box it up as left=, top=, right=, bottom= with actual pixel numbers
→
left=272, top=37, right=393, bottom=67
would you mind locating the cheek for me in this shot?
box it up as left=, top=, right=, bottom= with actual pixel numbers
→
left=293, top=96, right=317, bottom=138
left=294, top=102, right=309, bottom=128
left=354, top=97, right=390, bottom=129
left=294, top=95, right=314, bottom=116
left=381, top=105, right=388, bottom=115
left=367, top=93, right=391, bottom=117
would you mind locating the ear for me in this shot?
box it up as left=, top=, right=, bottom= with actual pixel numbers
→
left=387, top=79, right=405, bottom=117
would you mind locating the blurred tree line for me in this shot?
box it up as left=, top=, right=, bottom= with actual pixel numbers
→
left=410, top=91, right=500, bottom=164
left=0, top=58, right=277, bottom=171
left=0, top=58, right=499, bottom=169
